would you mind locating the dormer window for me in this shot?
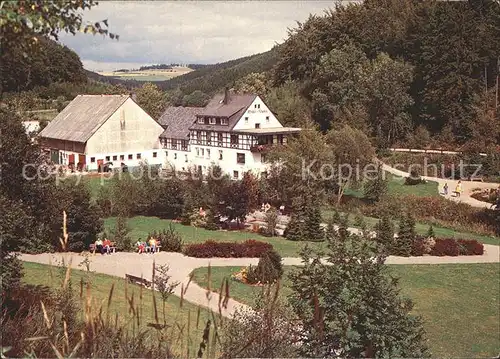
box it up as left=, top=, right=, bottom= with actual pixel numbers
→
left=221, top=118, right=228, bottom=125
left=244, top=117, right=249, bottom=123
left=209, top=117, right=216, bottom=125
left=198, top=117, right=205, bottom=124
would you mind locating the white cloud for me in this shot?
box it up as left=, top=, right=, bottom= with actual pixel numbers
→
left=59, top=1, right=335, bottom=71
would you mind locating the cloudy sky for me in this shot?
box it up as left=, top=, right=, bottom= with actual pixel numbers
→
left=59, top=1, right=336, bottom=72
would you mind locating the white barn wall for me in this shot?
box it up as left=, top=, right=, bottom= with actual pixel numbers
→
left=85, top=98, right=164, bottom=171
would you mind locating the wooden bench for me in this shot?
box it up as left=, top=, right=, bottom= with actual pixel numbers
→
left=145, top=245, right=161, bottom=253
left=469, top=176, right=484, bottom=182
left=125, top=274, right=151, bottom=288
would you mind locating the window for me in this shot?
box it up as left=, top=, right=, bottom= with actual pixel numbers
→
left=266, top=116, right=270, bottom=123
left=233, top=170, right=239, bottom=179
left=128, top=154, right=133, bottom=160
left=137, top=153, right=141, bottom=159
left=230, top=134, right=239, bottom=146
left=219, top=150, right=223, bottom=160
left=171, top=139, right=177, bottom=150
left=206, top=131, right=211, bottom=144
left=221, top=118, right=228, bottom=125
left=153, top=152, right=157, bottom=158
left=181, top=140, right=188, bottom=151
left=209, top=117, right=216, bottom=125
left=197, top=131, right=202, bottom=143
left=278, top=134, right=284, bottom=144
left=174, top=153, right=177, bottom=160
left=237, top=153, right=245, bottom=164
left=207, top=149, right=210, bottom=158
left=165, top=151, right=168, bottom=157
left=244, top=116, right=249, bottom=123
left=105, top=156, right=110, bottom=161
left=90, top=157, right=96, bottom=163
left=217, top=133, right=223, bottom=145
left=255, top=123, right=260, bottom=129
left=201, top=148, right=204, bottom=156
left=198, top=117, right=205, bottom=124
left=112, top=155, right=118, bottom=161
left=120, top=154, right=124, bottom=160
left=258, top=104, right=261, bottom=109
left=196, top=148, right=199, bottom=156
left=185, top=154, right=188, bottom=162
left=254, top=104, right=257, bottom=109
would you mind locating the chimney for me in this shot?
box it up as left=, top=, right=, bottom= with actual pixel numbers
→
left=130, top=92, right=137, bottom=102
left=223, top=87, right=229, bottom=104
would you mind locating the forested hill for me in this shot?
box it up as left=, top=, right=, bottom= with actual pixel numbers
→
left=0, top=37, right=87, bottom=94
left=157, top=48, right=278, bottom=94
left=267, top=0, right=500, bottom=149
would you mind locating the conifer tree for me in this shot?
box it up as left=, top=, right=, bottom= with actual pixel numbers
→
left=375, top=215, right=395, bottom=251
left=304, top=202, right=324, bottom=241
left=289, top=231, right=430, bottom=358
left=427, top=225, right=435, bottom=238
left=395, top=214, right=416, bottom=256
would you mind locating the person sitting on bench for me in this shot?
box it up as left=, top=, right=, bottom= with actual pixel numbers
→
left=103, top=238, right=112, bottom=254
left=149, top=237, right=157, bottom=253
left=95, top=238, right=103, bottom=254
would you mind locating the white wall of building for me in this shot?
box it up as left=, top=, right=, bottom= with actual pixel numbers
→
left=85, top=98, right=164, bottom=171
left=232, top=96, right=282, bottom=131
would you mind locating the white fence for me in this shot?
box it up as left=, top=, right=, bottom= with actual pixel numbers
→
left=389, top=148, right=488, bottom=157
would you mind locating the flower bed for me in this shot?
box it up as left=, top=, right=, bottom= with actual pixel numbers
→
left=182, top=239, right=273, bottom=258
left=411, top=237, right=484, bottom=257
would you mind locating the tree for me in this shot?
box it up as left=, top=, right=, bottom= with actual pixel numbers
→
left=234, top=72, right=270, bottom=95
left=182, top=90, right=210, bottom=107
left=265, top=81, right=312, bottom=127
left=263, top=207, right=278, bottom=237
left=363, top=165, right=388, bottom=203
left=326, top=125, right=375, bottom=206
left=289, top=233, right=430, bottom=358
left=396, top=213, right=416, bottom=256
left=375, top=215, right=395, bottom=250
left=59, top=178, right=103, bottom=252
left=112, top=216, right=132, bottom=251
left=135, top=82, right=167, bottom=119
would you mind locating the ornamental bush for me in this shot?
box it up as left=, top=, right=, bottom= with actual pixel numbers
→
left=182, top=239, right=273, bottom=258
left=247, top=249, right=283, bottom=284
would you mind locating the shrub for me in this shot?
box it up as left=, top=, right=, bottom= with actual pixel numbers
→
left=247, top=249, right=283, bottom=284
left=149, top=224, right=183, bottom=252
left=410, top=237, right=426, bottom=256
left=404, top=170, right=425, bottom=186
left=182, top=239, right=273, bottom=258
left=430, top=238, right=460, bottom=256
left=457, top=239, right=484, bottom=255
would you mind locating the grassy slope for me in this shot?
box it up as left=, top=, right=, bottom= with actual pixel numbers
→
left=191, top=264, right=500, bottom=358
left=104, top=216, right=324, bottom=257
left=22, top=262, right=215, bottom=356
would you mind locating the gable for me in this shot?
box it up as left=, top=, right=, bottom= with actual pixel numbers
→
left=232, top=96, right=283, bottom=130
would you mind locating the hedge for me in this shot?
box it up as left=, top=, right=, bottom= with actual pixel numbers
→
left=182, top=239, right=273, bottom=258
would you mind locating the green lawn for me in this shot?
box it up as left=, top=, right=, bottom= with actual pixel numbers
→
left=191, top=264, right=500, bottom=358
left=321, top=208, right=500, bottom=246
left=22, top=262, right=215, bottom=356
left=104, top=216, right=325, bottom=257
left=346, top=173, right=439, bottom=198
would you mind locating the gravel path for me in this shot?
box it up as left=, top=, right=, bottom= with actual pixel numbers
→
left=20, top=244, right=499, bottom=318
left=380, top=162, right=499, bottom=208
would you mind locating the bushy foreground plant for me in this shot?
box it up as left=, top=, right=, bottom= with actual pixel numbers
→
left=288, top=229, right=430, bottom=358
left=147, top=224, right=183, bottom=252
left=220, top=286, right=299, bottom=358
left=182, top=240, right=273, bottom=258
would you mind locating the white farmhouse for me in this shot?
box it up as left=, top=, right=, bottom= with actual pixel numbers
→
left=38, top=94, right=164, bottom=171
left=160, top=89, right=301, bottom=179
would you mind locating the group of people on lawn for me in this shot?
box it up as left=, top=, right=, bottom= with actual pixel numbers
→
left=136, top=238, right=160, bottom=254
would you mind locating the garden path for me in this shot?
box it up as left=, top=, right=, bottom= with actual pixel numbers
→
left=379, top=161, right=499, bottom=208
left=20, top=243, right=499, bottom=319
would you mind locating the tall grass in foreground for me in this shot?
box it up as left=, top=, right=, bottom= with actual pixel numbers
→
left=1, top=212, right=235, bottom=358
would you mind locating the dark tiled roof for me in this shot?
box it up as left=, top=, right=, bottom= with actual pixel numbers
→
left=158, top=106, right=203, bottom=139
left=191, top=92, right=256, bottom=131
